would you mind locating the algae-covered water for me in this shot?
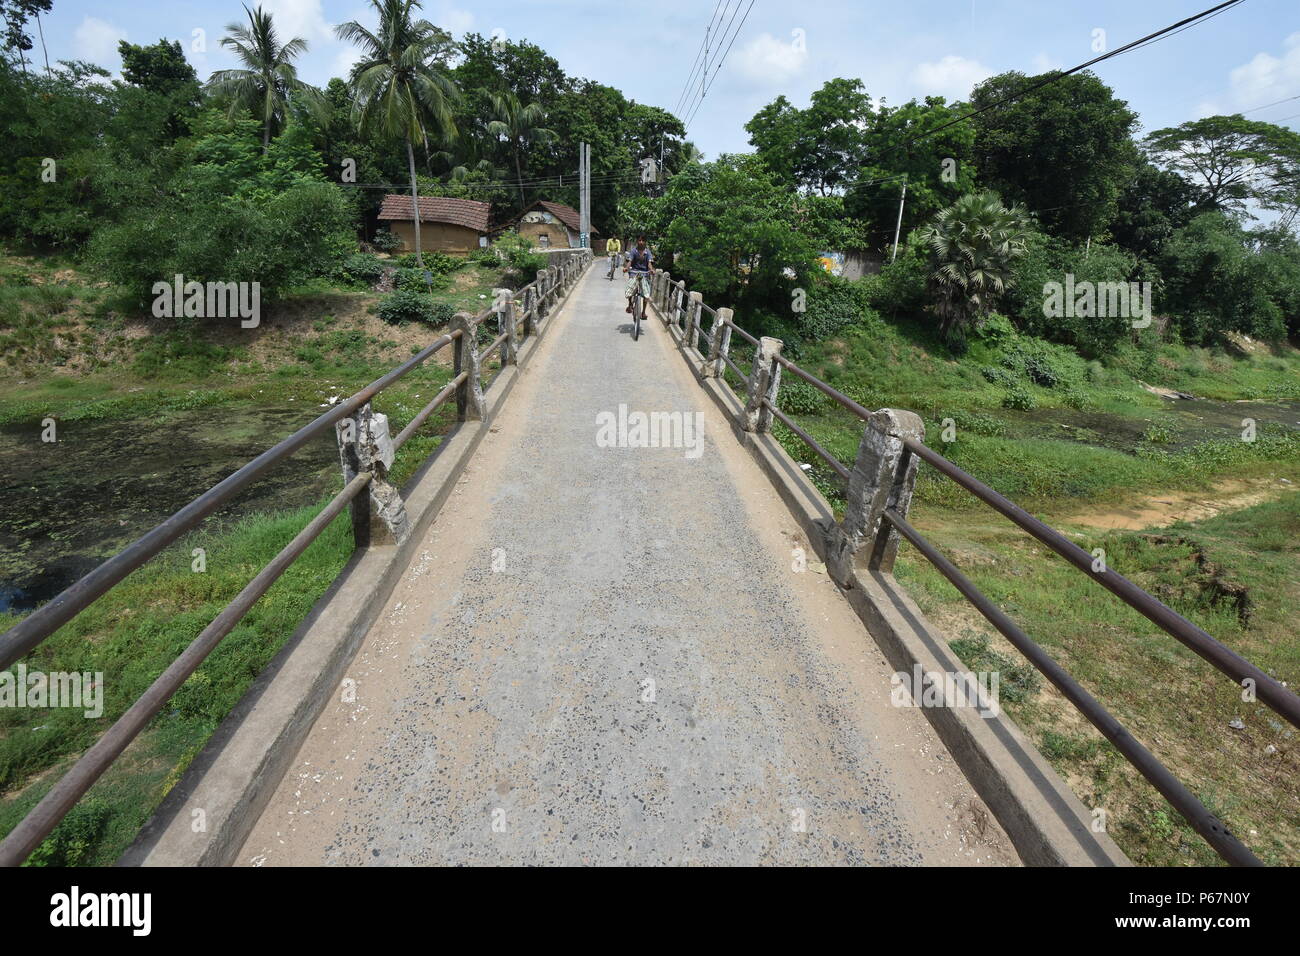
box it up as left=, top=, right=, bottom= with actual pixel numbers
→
left=0, top=403, right=338, bottom=612
left=1000, top=396, right=1300, bottom=453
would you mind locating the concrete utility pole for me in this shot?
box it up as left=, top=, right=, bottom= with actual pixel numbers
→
left=579, top=142, right=590, bottom=249
left=891, top=178, right=908, bottom=263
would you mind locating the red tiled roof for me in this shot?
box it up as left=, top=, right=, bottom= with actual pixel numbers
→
left=524, top=200, right=599, bottom=235
left=377, top=195, right=491, bottom=233
left=536, top=200, right=581, bottom=232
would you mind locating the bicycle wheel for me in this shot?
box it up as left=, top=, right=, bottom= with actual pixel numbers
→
left=633, top=295, right=641, bottom=340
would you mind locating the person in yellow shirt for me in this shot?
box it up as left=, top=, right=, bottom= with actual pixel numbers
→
left=605, top=236, right=622, bottom=279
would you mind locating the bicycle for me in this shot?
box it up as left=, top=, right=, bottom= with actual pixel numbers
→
left=607, top=251, right=619, bottom=280
left=628, top=272, right=648, bottom=341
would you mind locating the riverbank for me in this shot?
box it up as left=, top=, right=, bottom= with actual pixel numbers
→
left=762, top=313, right=1300, bottom=866
left=0, top=250, right=483, bottom=863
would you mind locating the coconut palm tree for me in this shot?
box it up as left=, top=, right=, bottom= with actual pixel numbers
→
left=486, top=91, right=556, bottom=209
left=919, top=190, right=1032, bottom=351
left=206, top=4, right=323, bottom=154
left=336, top=0, right=459, bottom=266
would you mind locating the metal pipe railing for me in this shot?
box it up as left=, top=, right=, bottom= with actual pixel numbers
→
left=900, top=435, right=1300, bottom=729
left=0, top=471, right=373, bottom=866
left=660, top=285, right=1299, bottom=865
left=883, top=506, right=1262, bottom=867
left=762, top=399, right=851, bottom=482
left=0, top=329, right=458, bottom=671
left=0, top=249, right=594, bottom=864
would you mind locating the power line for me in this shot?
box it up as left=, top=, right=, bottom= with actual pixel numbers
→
left=1242, top=94, right=1300, bottom=116
left=884, top=0, right=1247, bottom=159
left=684, top=0, right=757, bottom=132
left=673, top=0, right=727, bottom=118
left=683, top=0, right=748, bottom=129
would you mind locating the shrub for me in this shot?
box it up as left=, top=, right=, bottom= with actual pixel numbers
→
left=861, top=231, right=928, bottom=317
left=493, top=230, right=548, bottom=277
left=796, top=278, right=871, bottom=340
left=1004, top=232, right=1139, bottom=356
left=467, top=246, right=499, bottom=267
left=394, top=267, right=450, bottom=293
left=980, top=366, right=1017, bottom=387
left=1002, top=387, right=1036, bottom=410
left=340, top=252, right=385, bottom=286
left=377, top=289, right=436, bottom=324
left=972, top=312, right=1016, bottom=348
left=372, top=229, right=401, bottom=252
left=777, top=379, right=825, bottom=415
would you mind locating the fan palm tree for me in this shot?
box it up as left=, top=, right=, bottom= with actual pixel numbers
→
left=486, top=91, right=556, bottom=209
left=206, top=4, right=323, bottom=154
left=336, top=0, right=459, bottom=266
left=919, top=190, right=1032, bottom=350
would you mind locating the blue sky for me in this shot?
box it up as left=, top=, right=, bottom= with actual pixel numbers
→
left=29, top=0, right=1300, bottom=159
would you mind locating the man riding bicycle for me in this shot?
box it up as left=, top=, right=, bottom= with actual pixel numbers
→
left=605, top=235, right=622, bottom=276
left=624, top=236, right=654, bottom=314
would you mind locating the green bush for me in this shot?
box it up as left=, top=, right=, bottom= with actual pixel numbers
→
left=394, top=267, right=450, bottom=293
left=796, top=277, right=872, bottom=340
left=377, top=289, right=437, bottom=324
left=1004, top=232, right=1139, bottom=356
left=861, top=231, right=928, bottom=317
left=1002, top=387, right=1036, bottom=410
left=372, top=229, right=401, bottom=252
left=467, top=246, right=499, bottom=267
left=493, top=230, right=547, bottom=277
left=777, top=379, right=825, bottom=415
left=340, top=252, right=385, bottom=286
left=89, top=180, right=356, bottom=306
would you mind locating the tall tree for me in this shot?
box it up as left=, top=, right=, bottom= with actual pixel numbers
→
left=746, top=78, right=872, bottom=195
left=848, top=95, right=979, bottom=249
left=0, top=0, right=52, bottom=75
left=486, top=90, right=555, bottom=209
left=119, top=38, right=197, bottom=93
left=336, top=0, right=460, bottom=266
left=205, top=4, right=322, bottom=153
left=1144, top=115, right=1300, bottom=223
left=970, top=70, right=1138, bottom=242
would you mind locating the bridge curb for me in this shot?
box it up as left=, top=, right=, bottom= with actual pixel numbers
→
left=119, top=261, right=596, bottom=867
left=650, top=298, right=1131, bottom=868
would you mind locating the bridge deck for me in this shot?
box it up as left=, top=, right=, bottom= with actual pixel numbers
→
left=239, top=264, right=1017, bottom=866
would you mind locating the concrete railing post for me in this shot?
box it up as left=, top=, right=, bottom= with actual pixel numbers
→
left=674, top=281, right=687, bottom=328
left=534, top=270, right=548, bottom=321
left=522, top=285, right=536, bottom=337
left=496, top=289, right=518, bottom=366
left=826, top=408, right=926, bottom=584
left=657, top=271, right=670, bottom=311
left=684, top=291, right=703, bottom=352
left=743, top=336, right=783, bottom=433
left=450, top=311, right=486, bottom=421
left=335, top=401, right=410, bottom=548
left=703, top=306, right=733, bottom=378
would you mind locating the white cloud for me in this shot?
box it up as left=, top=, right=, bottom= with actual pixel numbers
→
left=257, top=0, right=334, bottom=45
left=1029, top=52, right=1064, bottom=75
left=909, top=55, right=992, bottom=101
left=733, top=32, right=808, bottom=84
left=72, top=16, right=127, bottom=67
left=1196, top=32, right=1300, bottom=119
left=434, top=5, right=476, bottom=36
left=333, top=46, right=362, bottom=81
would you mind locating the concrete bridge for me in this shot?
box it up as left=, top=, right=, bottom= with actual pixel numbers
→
left=115, top=257, right=1123, bottom=867
left=9, top=252, right=1285, bottom=867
